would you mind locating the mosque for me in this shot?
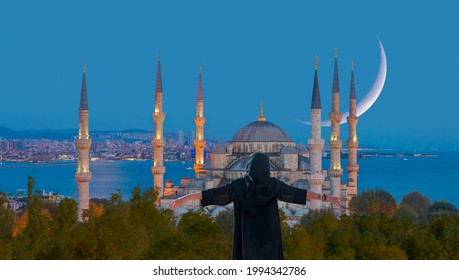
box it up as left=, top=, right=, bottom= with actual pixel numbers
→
left=74, top=50, right=360, bottom=222
left=153, top=50, right=360, bottom=221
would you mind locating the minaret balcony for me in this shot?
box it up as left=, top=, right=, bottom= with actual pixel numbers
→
left=346, top=164, right=359, bottom=173
left=328, top=139, right=342, bottom=149
left=194, top=116, right=206, bottom=126
left=328, top=168, right=343, bottom=177
left=308, top=139, right=324, bottom=150
left=152, top=138, right=165, bottom=148
left=347, top=139, right=359, bottom=148
left=151, top=166, right=166, bottom=175
left=307, top=173, right=325, bottom=185
left=193, top=163, right=205, bottom=175
left=329, top=112, right=343, bottom=123
left=75, top=139, right=92, bottom=150
left=346, top=116, right=358, bottom=124
left=75, top=172, right=92, bottom=182
left=153, top=111, right=165, bottom=122
left=194, top=139, right=206, bottom=149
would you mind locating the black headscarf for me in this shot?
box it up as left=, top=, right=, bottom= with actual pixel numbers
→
left=243, top=153, right=278, bottom=216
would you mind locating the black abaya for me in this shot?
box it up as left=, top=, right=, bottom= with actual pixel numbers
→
left=201, top=153, right=307, bottom=260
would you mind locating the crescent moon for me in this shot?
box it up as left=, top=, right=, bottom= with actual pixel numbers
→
left=300, top=38, right=387, bottom=126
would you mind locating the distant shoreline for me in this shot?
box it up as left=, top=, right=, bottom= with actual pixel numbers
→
left=0, top=152, right=441, bottom=166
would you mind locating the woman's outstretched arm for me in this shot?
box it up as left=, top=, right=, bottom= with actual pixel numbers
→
left=307, top=191, right=341, bottom=208
left=169, top=192, right=202, bottom=210
left=169, top=180, right=237, bottom=210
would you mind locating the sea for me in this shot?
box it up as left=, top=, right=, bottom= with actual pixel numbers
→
left=1, top=151, right=458, bottom=207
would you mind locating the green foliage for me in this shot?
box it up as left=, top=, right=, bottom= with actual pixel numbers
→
left=0, top=192, right=16, bottom=259
left=400, top=191, right=432, bottom=219
left=428, top=201, right=458, bottom=216
left=427, top=215, right=459, bottom=259
left=349, top=189, right=397, bottom=216
left=402, top=228, right=448, bottom=259
left=55, top=198, right=78, bottom=231
left=215, top=209, right=233, bottom=234
left=283, top=225, right=317, bottom=259
left=394, top=205, right=419, bottom=222
left=299, top=208, right=335, bottom=228
left=178, top=210, right=230, bottom=259
left=2, top=176, right=458, bottom=260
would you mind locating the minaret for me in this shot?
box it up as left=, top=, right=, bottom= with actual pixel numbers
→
left=307, top=56, right=324, bottom=209
left=151, top=52, right=166, bottom=205
left=193, top=65, right=206, bottom=177
left=328, top=49, right=343, bottom=209
left=75, top=63, right=92, bottom=221
left=346, top=60, right=359, bottom=198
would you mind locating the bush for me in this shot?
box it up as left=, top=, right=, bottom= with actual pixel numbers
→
left=349, top=189, right=397, bottom=216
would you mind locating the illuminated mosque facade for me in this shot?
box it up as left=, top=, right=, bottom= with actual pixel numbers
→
left=153, top=50, right=360, bottom=220
left=74, top=50, right=360, bottom=221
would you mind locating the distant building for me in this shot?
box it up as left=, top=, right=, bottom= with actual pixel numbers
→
left=188, top=130, right=195, bottom=146
left=178, top=130, right=184, bottom=146
left=0, top=140, right=7, bottom=151
left=1, top=140, right=24, bottom=151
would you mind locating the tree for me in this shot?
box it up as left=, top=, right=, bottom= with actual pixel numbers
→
left=215, top=209, right=233, bottom=235
left=12, top=176, right=53, bottom=259
left=283, top=225, right=318, bottom=259
left=402, top=228, right=448, bottom=259
left=54, top=198, right=78, bottom=232
left=400, top=191, right=432, bottom=219
left=178, top=210, right=229, bottom=259
left=129, top=185, right=181, bottom=260
left=349, top=189, right=397, bottom=216
left=427, top=215, right=459, bottom=259
left=299, top=208, right=335, bottom=228
left=0, top=192, right=16, bottom=259
left=298, top=209, right=340, bottom=259
left=428, top=201, right=458, bottom=217
left=394, top=205, right=419, bottom=222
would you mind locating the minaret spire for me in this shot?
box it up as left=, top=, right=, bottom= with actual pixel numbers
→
left=311, top=56, right=321, bottom=109
left=328, top=49, right=343, bottom=215
left=307, top=56, right=324, bottom=209
left=194, top=66, right=206, bottom=177
left=152, top=51, right=166, bottom=205
left=79, top=64, right=88, bottom=111
left=332, top=49, right=340, bottom=92
left=347, top=60, right=359, bottom=200
left=350, top=59, right=356, bottom=99
left=75, top=63, right=92, bottom=221
left=155, top=51, right=163, bottom=93
left=258, top=101, right=266, bottom=122
left=197, top=65, right=203, bottom=101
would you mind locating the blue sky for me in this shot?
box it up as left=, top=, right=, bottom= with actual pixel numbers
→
left=0, top=0, right=458, bottom=149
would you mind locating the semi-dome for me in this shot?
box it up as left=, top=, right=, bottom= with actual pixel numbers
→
left=297, top=144, right=308, bottom=154
left=212, top=145, right=227, bottom=154
left=292, top=178, right=310, bottom=190
left=231, top=120, right=291, bottom=142
left=187, top=178, right=206, bottom=190
left=281, top=146, right=297, bottom=154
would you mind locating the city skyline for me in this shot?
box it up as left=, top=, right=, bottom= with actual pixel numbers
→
left=1, top=1, right=458, bottom=150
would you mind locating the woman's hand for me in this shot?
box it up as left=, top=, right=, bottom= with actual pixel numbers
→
left=326, top=195, right=341, bottom=208
left=169, top=196, right=187, bottom=210
left=168, top=192, right=202, bottom=210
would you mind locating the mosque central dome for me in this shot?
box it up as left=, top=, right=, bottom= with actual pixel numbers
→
left=231, top=120, right=291, bottom=142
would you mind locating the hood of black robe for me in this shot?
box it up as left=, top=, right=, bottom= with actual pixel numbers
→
left=243, top=153, right=278, bottom=216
